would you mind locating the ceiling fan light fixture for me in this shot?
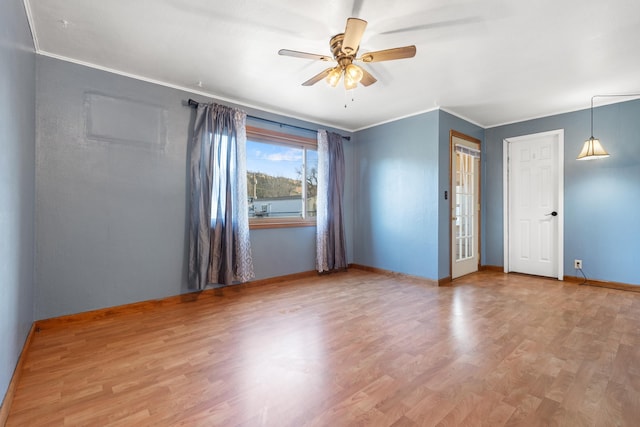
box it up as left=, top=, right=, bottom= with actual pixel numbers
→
left=344, top=73, right=358, bottom=90
left=279, top=17, right=417, bottom=89
left=345, top=63, right=364, bottom=83
left=326, top=67, right=342, bottom=87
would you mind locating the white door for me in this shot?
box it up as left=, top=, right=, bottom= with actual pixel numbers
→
left=503, top=130, right=564, bottom=279
left=451, top=132, right=481, bottom=279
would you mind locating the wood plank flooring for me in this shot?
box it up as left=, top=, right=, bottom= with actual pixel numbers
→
left=7, top=270, right=640, bottom=426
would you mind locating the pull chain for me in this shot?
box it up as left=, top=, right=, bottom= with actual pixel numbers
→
left=343, top=88, right=355, bottom=108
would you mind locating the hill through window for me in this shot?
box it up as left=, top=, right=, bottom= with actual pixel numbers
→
left=245, top=126, right=318, bottom=229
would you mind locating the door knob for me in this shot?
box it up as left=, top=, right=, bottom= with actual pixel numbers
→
left=545, top=211, right=558, bottom=216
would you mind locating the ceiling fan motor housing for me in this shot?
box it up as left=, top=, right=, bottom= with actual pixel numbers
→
left=330, top=34, right=357, bottom=69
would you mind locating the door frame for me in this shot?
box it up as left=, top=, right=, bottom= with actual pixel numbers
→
left=503, top=129, right=564, bottom=280
left=449, top=130, right=482, bottom=280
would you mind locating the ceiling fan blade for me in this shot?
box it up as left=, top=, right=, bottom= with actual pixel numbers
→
left=359, top=45, right=417, bottom=63
left=278, top=49, right=332, bottom=61
left=342, top=18, right=367, bottom=55
left=302, top=68, right=333, bottom=86
left=351, top=0, right=364, bottom=16
left=359, top=68, right=377, bottom=87
left=379, top=17, right=482, bottom=35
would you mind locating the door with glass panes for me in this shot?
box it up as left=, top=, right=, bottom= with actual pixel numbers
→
left=451, top=132, right=481, bottom=279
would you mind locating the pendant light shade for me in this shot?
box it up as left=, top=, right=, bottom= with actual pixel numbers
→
left=577, top=137, right=609, bottom=160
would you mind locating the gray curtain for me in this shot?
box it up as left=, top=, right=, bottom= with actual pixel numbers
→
left=189, top=103, right=254, bottom=290
left=316, top=130, right=347, bottom=272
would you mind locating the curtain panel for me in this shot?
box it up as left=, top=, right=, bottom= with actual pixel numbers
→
left=316, top=130, right=347, bottom=272
left=188, top=103, right=254, bottom=290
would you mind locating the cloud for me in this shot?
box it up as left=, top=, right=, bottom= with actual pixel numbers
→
left=263, top=149, right=302, bottom=162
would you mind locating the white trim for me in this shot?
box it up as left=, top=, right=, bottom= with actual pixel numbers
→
left=35, top=51, right=353, bottom=134
left=351, top=106, right=440, bottom=132
left=503, top=138, right=509, bottom=273
left=503, top=129, right=564, bottom=280
left=352, top=106, right=486, bottom=133
left=439, top=107, right=486, bottom=129
left=557, top=130, right=564, bottom=280
left=35, top=47, right=635, bottom=133
left=487, top=97, right=640, bottom=129
left=22, top=0, right=39, bottom=51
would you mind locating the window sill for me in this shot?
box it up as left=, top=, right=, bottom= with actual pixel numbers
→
left=249, top=218, right=316, bottom=229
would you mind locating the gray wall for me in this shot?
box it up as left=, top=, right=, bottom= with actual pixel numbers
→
left=35, top=56, right=354, bottom=320
left=0, top=0, right=36, bottom=405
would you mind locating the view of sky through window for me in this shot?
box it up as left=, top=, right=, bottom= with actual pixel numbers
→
left=245, top=139, right=318, bottom=219
left=246, top=141, right=302, bottom=180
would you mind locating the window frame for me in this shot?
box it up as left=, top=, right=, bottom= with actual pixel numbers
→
left=246, top=126, right=318, bottom=229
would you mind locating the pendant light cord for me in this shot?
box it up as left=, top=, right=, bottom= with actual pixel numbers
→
left=590, top=94, right=640, bottom=139
left=577, top=267, right=588, bottom=285
left=590, top=96, right=594, bottom=138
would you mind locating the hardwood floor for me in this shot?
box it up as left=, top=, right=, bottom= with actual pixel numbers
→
left=7, top=270, right=640, bottom=426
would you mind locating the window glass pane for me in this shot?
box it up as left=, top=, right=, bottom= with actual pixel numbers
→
left=246, top=140, right=303, bottom=218
left=455, top=149, right=476, bottom=261
left=305, top=149, right=318, bottom=217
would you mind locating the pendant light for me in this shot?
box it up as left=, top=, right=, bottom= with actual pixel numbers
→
left=578, top=94, right=640, bottom=160
left=577, top=96, right=609, bottom=160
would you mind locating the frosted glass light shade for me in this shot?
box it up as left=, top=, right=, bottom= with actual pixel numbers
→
left=325, top=67, right=342, bottom=87
left=577, top=137, right=610, bottom=160
left=345, top=64, right=364, bottom=83
left=343, top=73, right=358, bottom=90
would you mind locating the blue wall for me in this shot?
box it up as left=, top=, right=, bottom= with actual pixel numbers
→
left=0, top=0, right=36, bottom=405
left=35, top=56, right=353, bottom=320
left=352, top=110, right=483, bottom=281
left=357, top=100, right=639, bottom=286
left=353, top=112, right=440, bottom=279
left=484, top=99, right=640, bottom=285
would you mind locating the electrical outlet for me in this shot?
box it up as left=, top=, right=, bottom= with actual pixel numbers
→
left=574, top=259, right=583, bottom=269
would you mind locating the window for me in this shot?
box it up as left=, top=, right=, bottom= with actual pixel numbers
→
left=245, top=126, right=318, bottom=229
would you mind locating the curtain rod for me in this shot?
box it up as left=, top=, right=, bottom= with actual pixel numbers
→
left=187, top=99, right=350, bottom=141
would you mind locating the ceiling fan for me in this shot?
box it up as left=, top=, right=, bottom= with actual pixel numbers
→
left=278, top=17, right=417, bottom=90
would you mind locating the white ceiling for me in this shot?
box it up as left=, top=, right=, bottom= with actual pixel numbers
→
left=24, top=0, right=640, bottom=131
